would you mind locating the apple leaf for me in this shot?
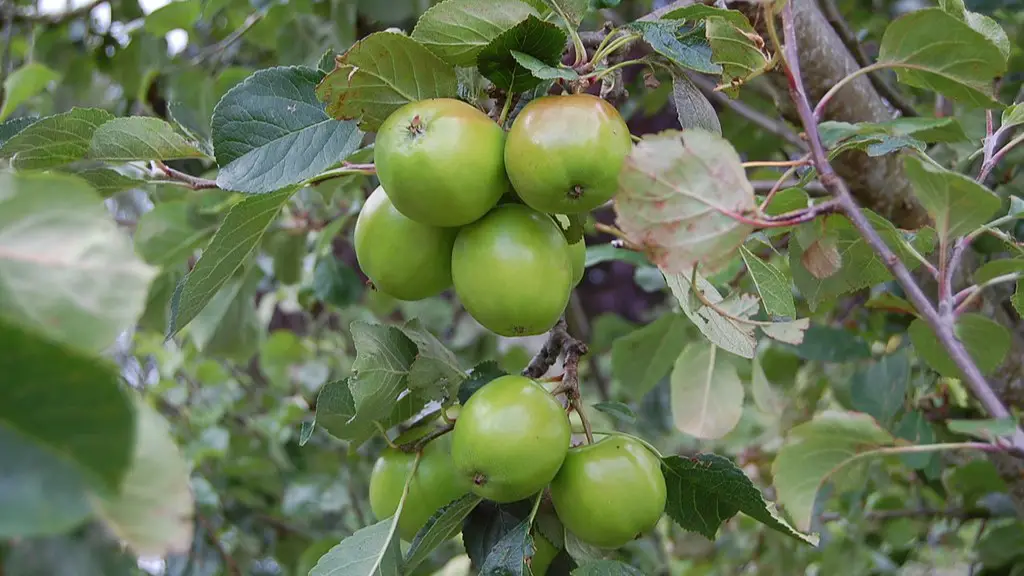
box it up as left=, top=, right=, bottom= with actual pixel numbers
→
left=662, top=5, right=752, bottom=26
left=903, top=156, right=1000, bottom=241
left=0, top=62, right=60, bottom=122
left=592, top=401, right=637, bottom=424
left=908, top=313, right=1010, bottom=378
left=705, top=15, right=768, bottom=95
left=740, top=246, right=796, bottom=318
left=463, top=500, right=535, bottom=569
left=572, top=561, right=645, bottom=575
left=398, top=319, right=466, bottom=399
left=772, top=411, right=895, bottom=532
left=477, top=15, right=567, bottom=92
left=849, top=349, right=910, bottom=426
left=317, top=32, right=458, bottom=131
left=1002, top=104, right=1024, bottom=131
left=511, top=50, right=579, bottom=80
left=670, top=342, right=744, bottom=439
left=213, top=66, right=362, bottom=194
left=480, top=519, right=533, bottom=576
left=782, top=324, right=871, bottom=363
left=627, top=20, right=720, bottom=75
left=671, top=72, right=721, bottom=133
left=974, top=259, right=1024, bottom=283
left=348, top=322, right=419, bottom=422
left=0, top=108, right=113, bottom=170
left=458, top=361, right=507, bottom=404
left=540, top=0, right=589, bottom=28
left=168, top=188, right=293, bottom=336
left=412, top=0, right=538, bottom=67
left=0, top=116, right=37, bottom=147
left=310, top=517, right=402, bottom=576
left=947, top=418, right=1019, bottom=440
left=313, top=377, right=427, bottom=448
left=663, top=270, right=756, bottom=359
left=68, top=167, right=143, bottom=198
left=615, top=130, right=756, bottom=275
left=134, top=201, right=216, bottom=267
left=662, top=454, right=817, bottom=544
left=88, top=117, right=208, bottom=161
left=878, top=9, right=1006, bottom=107
left=611, top=313, right=689, bottom=397
left=405, top=494, right=483, bottom=572
left=751, top=349, right=786, bottom=414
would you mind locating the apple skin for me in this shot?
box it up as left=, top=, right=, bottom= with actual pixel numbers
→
left=375, top=98, right=509, bottom=227
left=549, top=436, right=666, bottom=549
left=504, top=94, right=632, bottom=214
left=568, top=238, right=585, bottom=286
left=368, top=426, right=472, bottom=542
left=354, top=186, right=456, bottom=301
left=451, top=375, right=570, bottom=503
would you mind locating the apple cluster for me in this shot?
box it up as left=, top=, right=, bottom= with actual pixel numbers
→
left=354, top=94, right=632, bottom=337
left=369, top=375, right=667, bottom=573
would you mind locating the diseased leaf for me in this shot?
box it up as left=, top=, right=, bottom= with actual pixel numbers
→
left=611, top=313, right=689, bottom=397
left=705, top=16, right=768, bottom=95
left=0, top=108, right=113, bottom=170
left=740, top=246, right=795, bottom=318
left=213, top=66, right=363, bottom=193
left=616, top=130, right=755, bottom=275
left=664, top=271, right=756, bottom=359
left=627, top=21, right=720, bottom=75
left=878, top=9, right=1006, bottom=107
left=317, top=33, right=458, bottom=131
left=89, top=117, right=207, bottom=161
left=0, top=63, right=60, bottom=122
left=909, top=313, right=1010, bottom=377
left=310, top=517, right=401, bottom=576
left=412, top=0, right=537, bottom=67
left=800, top=235, right=842, bottom=279
left=772, top=411, right=895, bottom=531
left=662, top=454, right=816, bottom=544
left=405, top=494, right=483, bottom=571
left=477, top=15, right=567, bottom=92
left=671, top=72, right=721, bottom=134
left=670, top=342, right=744, bottom=439
left=903, top=156, right=1000, bottom=241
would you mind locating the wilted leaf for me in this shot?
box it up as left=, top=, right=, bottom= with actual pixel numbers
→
left=664, top=271, right=756, bottom=358
left=611, top=313, right=689, bottom=397
left=908, top=313, right=1010, bottom=377
left=477, top=15, right=567, bottom=92
left=616, top=130, right=755, bottom=275
left=411, top=0, right=537, bottom=66
left=903, top=156, right=1000, bottom=241
left=800, top=235, right=842, bottom=279
left=670, top=341, right=744, bottom=439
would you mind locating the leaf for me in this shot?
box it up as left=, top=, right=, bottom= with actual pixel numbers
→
left=864, top=293, right=918, bottom=316
left=134, top=201, right=215, bottom=267
left=69, top=167, right=143, bottom=198
left=800, top=235, right=841, bottom=279
left=412, top=0, right=538, bottom=66
left=584, top=243, right=651, bottom=267
left=310, top=518, right=401, bottom=576
left=398, top=319, right=466, bottom=399
left=671, top=72, right=721, bottom=134
left=463, top=500, right=534, bottom=568
left=572, top=560, right=645, bottom=576
left=477, top=15, right=567, bottom=92
left=705, top=16, right=768, bottom=95
left=0, top=426, right=92, bottom=538
left=0, top=320, right=135, bottom=493
left=511, top=50, right=579, bottom=80
left=662, top=5, right=754, bottom=27
left=943, top=460, right=1008, bottom=506
left=878, top=9, right=1006, bottom=107
left=0, top=171, right=156, bottom=353
left=751, top=349, right=785, bottom=414
left=611, top=313, right=689, bottom=397
left=973, top=258, right=1024, bottom=284
left=664, top=271, right=756, bottom=359
left=458, top=361, right=507, bottom=404
left=894, top=410, right=935, bottom=469
left=213, top=66, right=363, bottom=194
left=480, top=520, right=533, bottom=576
left=1002, top=104, right=1024, bottom=131
left=903, top=156, right=1000, bottom=241
left=92, top=398, right=193, bottom=556
left=670, top=342, right=744, bottom=439
left=615, top=130, right=756, bottom=275
left=850, top=350, right=910, bottom=426
left=314, top=378, right=425, bottom=448
left=819, top=118, right=968, bottom=151
left=317, top=33, right=458, bottom=131
left=405, top=494, right=484, bottom=571
left=963, top=12, right=1011, bottom=61
left=947, top=417, right=1020, bottom=440
left=349, top=322, right=419, bottom=422
left=144, top=0, right=200, bottom=36
left=0, top=108, right=113, bottom=170
left=662, top=454, right=816, bottom=544
left=772, top=411, right=895, bottom=531
left=782, top=324, right=871, bottom=362
left=592, top=401, right=637, bottom=424
left=627, top=21, right=720, bottom=75
left=88, top=117, right=207, bottom=161
left=313, top=257, right=364, bottom=308
left=187, top=273, right=261, bottom=362
left=977, top=522, right=1024, bottom=568
left=0, top=116, right=37, bottom=147
left=542, top=0, right=589, bottom=28
left=759, top=318, right=810, bottom=346
left=908, top=313, right=1009, bottom=377
left=0, top=63, right=60, bottom=122
left=167, top=188, right=292, bottom=336
left=3, top=531, right=139, bottom=576
left=740, top=246, right=795, bottom=318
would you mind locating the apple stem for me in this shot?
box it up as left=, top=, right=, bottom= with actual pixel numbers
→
left=524, top=319, right=595, bottom=444
left=400, top=422, right=456, bottom=453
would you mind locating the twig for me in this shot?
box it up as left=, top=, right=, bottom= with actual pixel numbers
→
left=778, top=1, right=1024, bottom=458
left=954, top=273, right=1023, bottom=315
left=751, top=179, right=827, bottom=196
left=979, top=132, right=1024, bottom=183
left=523, top=319, right=593, bottom=443
left=154, top=161, right=218, bottom=190
left=758, top=155, right=812, bottom=212
left=400, top=422, right=455, bottom=453
left=743, top=159, right=810, bottom=169
left=816, top=0, right=918, bottom=118
left=820, top=507, right=993, bottom=523
left=197, top=515, right=241, bottom=576
left=687, top=73, right=807, bottom=150
left=190, top=11, right=264, bottom=65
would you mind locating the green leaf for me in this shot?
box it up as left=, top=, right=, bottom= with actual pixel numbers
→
left=0, top=171, right=156, bottom=353
left=398, top=319, right=467, bottom=399
left=819, top=118, right=969, bottom=156
left=571, top=560, right=644, bottom=576
left=188, top=273, right=261, bottom=362
left=664, top=271, right=756, bottom=358
left=405, top=494, right=484, bottom=571
left=705, top=16, right=768, bottom=96
left=458, top=361, right=507, bottom=404
left=411, top=0, right=538, bottom=67
left=541, top=0, right=589, bottom=28
left=584, top=243, right=651, bottom=267
left=3, top=532, right=139, bottom=576
left=611, top=313, right=688, bottom=397
left=908, top=313, right=1009, bottom=377
left=849, top=350, right=910, bottom=426
left=627, top=21, right=720, bottom=75
left=0, top=320, right=135, bottom=493
left=167, top=188, right=292, bottom=336
left=1002, top=104, right=1024, bottom=131
left=0, top=63, right=60, bottom=122
left=477, top=15, right=567, bottom=92
left=134, top=201, right=215, bottom=267
left=662, top=454, right=816, bottom=544
left=0, top=116, right=37, bottom=147
left=312, top=257, right=364, bottom=308
left=88, top=117, right=207, bottom=161
left=974, top=258, right=1024, bottom=283
left=0, top=108, right=113, bottom=170
left=144, top=0, right=200, bottom=36
left=947, top=417, right=1019, bottom=440
left=1015, top=282, right=1024, bottom=318
left=671, top=72, right=721, bottom=134
left=616, top=130, right=755, bottom=275
left=92, top=398, right=193, bottom=556
left=317, top=32, right=458, bottom=131
left=878, top=9, right=1006, bottom=107
left=903, top=156, right=1000, bottom=241
left=310, top=517, right=401, bottom=576
left=349, top=322, right=419, bottom=422
left=214, top=66, right=363, bottom=193
left=751, top=348, right=785, bottom=414
left=592, top=401, right=637, bottom=424
left=762, top=187, right=809, bottom=216
left=864, top=292, right=918, bottom=316
left=977, top=523, right=1024, bottom=568
left=68, top=167, right=143, bottom=198
left=894, top=410, right=935, bottom=469
left=782, top=324, right=871, bottom=362
left=661, top=5, right=753, bottom=27
left=740, top=246, right=795, bottom=318
left=963, top=12, right=1011, bottom=61
left=943, top=460, right=1008, bottom=506
left=772, top=411, right=895, bottom=532
left=511, top=50, right=579, bottom=80
left=0, top=426, right=92, bottom=538
left=670, top=341, right=744, bottom=439
left=313, top=378, right=425, bottom=447
left=463, top=500, right=534, bottom=567
left=480, top=519, right=533, bottom=576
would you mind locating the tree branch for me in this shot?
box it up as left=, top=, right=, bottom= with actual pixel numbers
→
left=523, top=319, right=594, bottom=443
left=197, top=514, right=241, bottom=576
left=154, top=161, right=219, bottom=190
left=820, top=507, right=995, bottom=523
